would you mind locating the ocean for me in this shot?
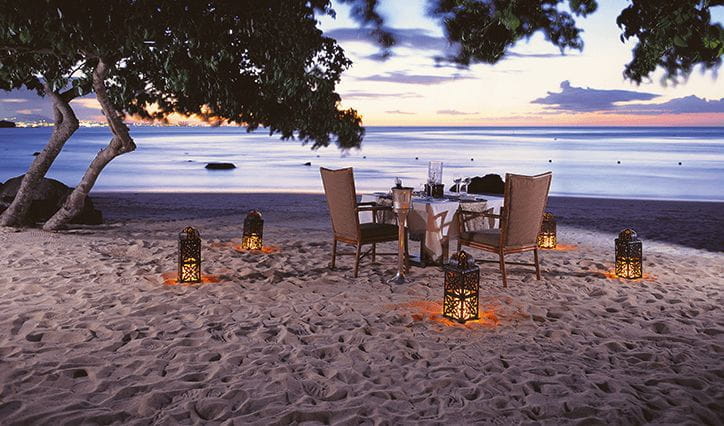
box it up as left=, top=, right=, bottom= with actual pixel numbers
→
left=0, top=126, right=722, bottom=201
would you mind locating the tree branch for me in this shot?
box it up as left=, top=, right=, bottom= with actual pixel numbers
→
left=92, top=59, right=135, bottom=152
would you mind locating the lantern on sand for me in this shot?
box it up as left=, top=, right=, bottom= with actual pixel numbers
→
left=443, top=251, right=480, bottom=323
left=241, top=210, right=264, bottom=250
left=537, top=212, right=557, bottom=249
left=178, top=226, right=202, bottom=283
left=615, top=228, right=643, bottom=279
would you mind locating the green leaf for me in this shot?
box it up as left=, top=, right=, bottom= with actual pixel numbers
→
left=673, top=35, right=687, bottom=47
left=501, top=12, right=520, bottom=32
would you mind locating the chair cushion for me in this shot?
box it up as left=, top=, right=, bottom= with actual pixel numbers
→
left=460, top=229, right=501, bottom=247
left=360, top=223, right=398, bottom=241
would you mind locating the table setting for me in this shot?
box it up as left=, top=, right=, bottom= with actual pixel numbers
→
left=360, top=161, right=504, bottom=265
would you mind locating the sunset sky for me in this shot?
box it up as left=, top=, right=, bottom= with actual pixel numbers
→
left=1, top=0, right=722, bottom=126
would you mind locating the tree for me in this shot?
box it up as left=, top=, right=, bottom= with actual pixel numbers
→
left=343, top=0, right=722, bottom=83
left=617, top=0, right=723, bottom=83
left=0, top=0, right=363, bottom=229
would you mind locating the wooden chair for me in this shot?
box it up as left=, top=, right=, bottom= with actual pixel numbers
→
left=320, top=167, right=404, bottom=277
left=457, top=172, right=552, bottom=287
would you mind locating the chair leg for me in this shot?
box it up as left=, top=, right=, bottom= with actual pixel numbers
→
left=419, top=239, right=426, bottom=268
left=371, top=243, right=376, bottom=263
left=330, top=239, right=337, bottom=269
left=499, top=252, right=508, bottom=288
left=354, top=243, right=362, bottom=278
left=534, top=248, right=541, bottom=280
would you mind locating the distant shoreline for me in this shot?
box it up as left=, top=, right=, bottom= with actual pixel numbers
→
left=90, top=192, right=723, bottom=252
left=89, top=190, right=724, bottom=204
left=3, top=124, right=724, bottom=129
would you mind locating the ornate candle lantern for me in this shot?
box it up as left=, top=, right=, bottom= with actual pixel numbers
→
left=388, top=186, right=413, bottom=284
left=615, top=228, right=643, bottom=279
left=537, top=212, right=557, bottom=249
left=178, top=226, right=202, bottom=283
left=241, top=210, right=264, bottom=250
left=443, top=251, right=480, bottom=323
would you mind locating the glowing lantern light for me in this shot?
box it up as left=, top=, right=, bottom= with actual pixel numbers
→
left=178, top=226, right=202, bottom=283
left=537, top=212, right=557, bottom=249
left=443, top=251, right=480, bottom=323
left=241, top=210, right=264, bottom=250
left=615, top=228, right=643, bottom=279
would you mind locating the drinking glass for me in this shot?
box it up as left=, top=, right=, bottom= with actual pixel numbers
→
left=461, top=177, right=471, bottom=195
left=428, top=161, right=443, bottom=185
left=453, top=175, right=462, bottom=193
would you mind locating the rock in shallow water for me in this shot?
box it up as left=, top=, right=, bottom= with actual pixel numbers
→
left=0, top=175, right=103, bottom=225
left=205, top=162, right=236, bottom=170
left=449, top=174, right=505, bottom=194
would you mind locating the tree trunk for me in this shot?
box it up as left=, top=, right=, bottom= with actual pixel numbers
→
left=0, top=85, right=79, bottom=227
left=43, top=59, right=136, bottom=231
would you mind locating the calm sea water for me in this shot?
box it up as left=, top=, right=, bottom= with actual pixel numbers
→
left=0, top=126, right=722, bottom=201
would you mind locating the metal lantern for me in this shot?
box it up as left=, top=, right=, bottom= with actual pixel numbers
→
left=443, top=251, right=480, bottom=323
left=537, top=212, right=557, bottom=249
left=615, top=228, right=643, bottom=279
left=241, top=210, right=264, bottom=250
left=178, top=226, right=202, bottom=283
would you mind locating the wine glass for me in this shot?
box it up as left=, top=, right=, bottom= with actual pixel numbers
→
left=461, top=177, right=471, bottom=195
left=453, top=174, right=462, bottom=193
left=417, top=182, right=426, bottom=197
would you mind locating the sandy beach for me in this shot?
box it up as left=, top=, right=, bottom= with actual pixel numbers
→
left=0, top=193, right=722, bottom=424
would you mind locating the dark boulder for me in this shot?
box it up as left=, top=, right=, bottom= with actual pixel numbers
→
left=450, top=173, right=505, bottom=195
left=0, top=120, right=15, bottom=128
left=205, top=162, right=236, bottom=170
left=0, top=175, right=103, bottom=225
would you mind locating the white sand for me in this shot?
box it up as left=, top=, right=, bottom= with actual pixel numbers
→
left=0, top=193, right=722, bottom=424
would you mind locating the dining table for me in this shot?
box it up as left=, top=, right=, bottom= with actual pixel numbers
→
left=359, top=193, right=504, bottom=265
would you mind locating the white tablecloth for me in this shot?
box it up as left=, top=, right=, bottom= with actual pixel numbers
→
left=359, top=194, right=504, bottom=263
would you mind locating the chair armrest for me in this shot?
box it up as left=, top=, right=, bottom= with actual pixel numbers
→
left=459, top=210, right=500, bottom=219
left=357, top=205, right=392, bottom=212
left=357, top=201, right=378, bottom=206
left=358, top=204, right=393, bottom=224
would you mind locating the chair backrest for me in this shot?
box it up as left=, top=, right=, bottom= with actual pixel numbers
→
left=501, top=172, right=552, bottom=247
left=320, top=167, right=360, bottom=241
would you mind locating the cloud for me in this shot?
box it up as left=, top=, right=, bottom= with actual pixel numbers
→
left=327, top=27, right=572, bottom=65
left=326, top=27, right=449, bottom=52
left=340, top=90, right=422, bottom=100
left=616, top=95, right=724, bottom=115
left=16, top=108, right=42, bottom=115
left=507, top=52, right=578, bottom=59
left=437, top=109, right=478, bottom=115
left=532, top=81, right=659, bottom=113
left=532, top=81, right=723, bottom=116
left=357, top=71, right=473, bottom=85
left=0, top=88, right=104, bottom=122
left=72, top=98, right=102, bottom=109
left=384, top=110, right=416, bottom=115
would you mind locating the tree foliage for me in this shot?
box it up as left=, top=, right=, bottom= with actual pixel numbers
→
left=430, top=0, right=598, bottom=65
left=617, top=0, right=723, bottom=83
left=0, top=0, right=364, bottom=149
left=344, top=0, right=723, bottom=83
